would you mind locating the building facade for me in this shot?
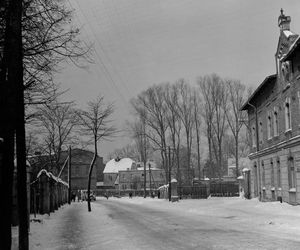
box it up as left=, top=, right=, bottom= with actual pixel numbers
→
left=60, top=148, right=104, bottom=192
left=118, top=168, right=165, bottom=192
left=242, top=10, right=300, bottom=205
left=102, top=158, right=165, bottom=193
left=29, top=148, right=104, bottom=192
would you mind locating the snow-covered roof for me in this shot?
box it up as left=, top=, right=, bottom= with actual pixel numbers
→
left=242, top=168, right=250, bottom=172
left=283, top=30, right=296, bottom=38
left=36, top=169, right=68, bottom=187
left=103, top=158, right=134, bottom=173
left=237, top=175, right=244, bottom=180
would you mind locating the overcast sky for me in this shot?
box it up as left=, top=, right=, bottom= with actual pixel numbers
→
left=56, top=0, right=300, bottom=161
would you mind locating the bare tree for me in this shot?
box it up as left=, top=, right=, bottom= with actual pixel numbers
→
left=22, top=0, right=90, bottom=105
left=175, top=79, right=195, bottom=184
left=77, top=96, right=116, bottom=212
left=131, top=85, right=169, bottom=180
left=108, top=143, right=140, bottom=161
left=210, top=74, right=228, bottom=179
left=225, top=79, right=247, bottom=177
left=198, top=76, right=216, bottom=178
left=198, top=74, right=228, bottom=178
left=164, top=83, right=182, bottom=189
left=36, top=101, right=77, bottom=174
left=192, top=90, right=202, bottom=180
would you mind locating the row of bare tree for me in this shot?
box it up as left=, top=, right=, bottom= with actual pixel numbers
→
left=0, top=0, right=111, bottom=248
left=110, top=74, right=250, bottom=188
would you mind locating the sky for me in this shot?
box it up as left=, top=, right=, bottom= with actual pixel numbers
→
left=56, top=0, right=300, bottom=161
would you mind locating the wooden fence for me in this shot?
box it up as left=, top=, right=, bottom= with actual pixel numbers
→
left=30, top=169, right=69, bottom=216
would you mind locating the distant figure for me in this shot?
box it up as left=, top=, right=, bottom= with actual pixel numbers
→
left=77, top=190, right=81, bottom=202
left=104, top=193, right=109, bottom=199
left=71, top=192, right=76, bottom=202
left=157, top=190, right=160, bottom=199
left=129, top=192, right=133, bottom=198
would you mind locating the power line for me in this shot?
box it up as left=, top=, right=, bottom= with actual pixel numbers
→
left=69, top=0, right=129, bottom=106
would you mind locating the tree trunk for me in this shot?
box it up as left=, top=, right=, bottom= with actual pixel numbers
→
left=87, top=137, right=97, bottom=212
left=235, top=135, right=239, bottom=178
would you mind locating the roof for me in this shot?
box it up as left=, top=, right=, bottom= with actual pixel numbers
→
left=241, top=74, right=277, bottom=111
left=281, top=36, right=300, bottom=61
left=103, top=158, right=134, bottom=173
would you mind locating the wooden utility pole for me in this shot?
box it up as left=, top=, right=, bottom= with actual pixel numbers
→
left=68, top=146, right=72, bottom=204
left=168, top=146, right=171, bottom=202
left=148, top=163, right=152, bottom=196
left=143, top=115, right=147, bottom=198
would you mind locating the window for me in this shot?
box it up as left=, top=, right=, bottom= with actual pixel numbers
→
left=285, top=97, right=292, bottom=131
left=288, top=156, right=296, bottom=189
left=273, top=107, right=279, bottom=136
left=259, top=121, right=263, bottom=145
left=267, top=111, right=272, bottom=139
left=261, top=161, right=265, bottom=187
left=252, top=126, right=256, bottom=148
left=277, top=158, right=281, bottom=188
left=270, top=159, right=274, bottom=187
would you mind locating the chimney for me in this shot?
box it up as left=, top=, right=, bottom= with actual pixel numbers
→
left=278, top=9, right=291, bottom=31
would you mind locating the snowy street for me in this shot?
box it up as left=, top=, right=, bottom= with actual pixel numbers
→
left=17, top=197, right=300, bottom=250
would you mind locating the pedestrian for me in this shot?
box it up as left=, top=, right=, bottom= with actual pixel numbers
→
left=157, top=190, right=160, bottom=199
left=129, top=192, right=132, bottom=198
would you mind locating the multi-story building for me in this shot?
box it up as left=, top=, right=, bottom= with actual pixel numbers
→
left=242, top=10, right=300, bottom=205
left=29, top=148, right=104, bottom=192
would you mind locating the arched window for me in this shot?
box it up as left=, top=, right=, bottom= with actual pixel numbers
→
left=271, top=159, right=274, bottom=187
left=259, top=121, right=263, bottom=145
left=273, top=107, right=279, bottom=136
left=277, top=158, right=281, bottom=188
left=288, top=156, right=296, bottom=189
left=252, top=126, right=256, bottom=148
left=285, top=98, right=292, bottom=131
left=261, top=161, right=265, bottom=187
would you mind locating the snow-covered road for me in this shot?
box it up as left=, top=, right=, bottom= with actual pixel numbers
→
left=18, top=197, right=300, bottom=249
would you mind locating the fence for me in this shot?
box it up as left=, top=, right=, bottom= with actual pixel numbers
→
left=30, top=169, right=69, bottom=216
left=209, top=181, right=239, bottom=197
left=178, top=185, right=209, bottom=199
left=96, top=189, right=151, bottom=198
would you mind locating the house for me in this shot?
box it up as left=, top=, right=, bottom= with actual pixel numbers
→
left=118, top=164, right=165, bottom=192
left=103, top=158, right=165, bottom=194
left=103, top=157, right=135, bottom=189
left=241, top=10, right=300, bottom=205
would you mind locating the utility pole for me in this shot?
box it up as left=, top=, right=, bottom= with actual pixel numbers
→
left=168, top=146, right=171, bottom=202
left=149, top=163, right=152, bottom=196
left=68, top=146, right=72, bottom=204
left=142, top=114, right=147, bottom=198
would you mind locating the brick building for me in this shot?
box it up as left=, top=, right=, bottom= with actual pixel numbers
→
left=29, top=148, right=104, bottom=192
left=60, top=148, right=104, bottom=192
left=242, top=10, right=300, bottom=205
